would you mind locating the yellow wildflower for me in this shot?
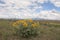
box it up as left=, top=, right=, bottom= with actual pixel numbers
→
left=29, top=19, right=33, bottom=22
left=20, top=20, right=26, bottom=23
left=12, top=22, right=18, bottom=27
left=31, top=22, right=37, bottom=28
left=23, top=22, right=28, bottom=27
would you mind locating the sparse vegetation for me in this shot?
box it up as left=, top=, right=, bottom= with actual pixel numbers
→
left=0, top=19, right=60, bottom=40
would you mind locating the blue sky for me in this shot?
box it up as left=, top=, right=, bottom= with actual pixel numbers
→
left=27, top=0, right=60, bottom=13
left=41, top=0, right=60, bottom=12
left=0, top=0, right=60, bottom=20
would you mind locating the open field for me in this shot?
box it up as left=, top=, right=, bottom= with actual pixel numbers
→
left=0, top=19, right=60, bottom=40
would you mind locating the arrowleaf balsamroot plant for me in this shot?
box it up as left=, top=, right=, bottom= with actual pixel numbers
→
left=12, top=19, right=40, bottom=38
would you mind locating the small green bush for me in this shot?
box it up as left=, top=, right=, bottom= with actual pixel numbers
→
left=18, top=26, right=40, bottom=38
left=12, top=20, right=40, bottom=38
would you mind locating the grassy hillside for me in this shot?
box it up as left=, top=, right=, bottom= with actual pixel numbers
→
left=0, top=19, right=60, bottom=40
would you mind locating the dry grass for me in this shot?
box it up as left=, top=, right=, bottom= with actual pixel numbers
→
left=0, top=19, right=60, bottom=40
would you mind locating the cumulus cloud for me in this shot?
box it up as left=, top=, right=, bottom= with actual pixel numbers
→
left=38, top=10, right=60, bottom=20
left=0, top=0, right=42, bottom=18
left=0, top=0, right=60, bottom=20
left=50, top=0, right=60, bottom=7
left=38, top=0, right=48, bottom=3
left=5, top=0, right=31, bottom=8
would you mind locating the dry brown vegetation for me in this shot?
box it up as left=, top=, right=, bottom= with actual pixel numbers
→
left=0, top=19, right=60, bottom=40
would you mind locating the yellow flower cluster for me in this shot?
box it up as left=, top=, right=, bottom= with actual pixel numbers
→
left=12, top=20, right=26, bottom=26
left=12, top=19, right=40, bottom=28
left=12, top=22, right=18, bottom=27
left=23, top=22, right=28, bottom=27
left=31, top=22, right=40, bottom=28
left=28, top=19, right=33, bottom=22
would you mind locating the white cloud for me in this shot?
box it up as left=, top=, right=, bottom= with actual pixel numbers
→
left=0, top=0, right=60, bottom=20
left=37, top=10, right=60, bottom=20
left=5, top=0, right=31, bottom=8
left=30, top=0, right=60, bottom=7
left=1, top=8, right=60, bottom=20
left=50, top=0, right=60, bottom=7
left=39, top=0, right=45, bottom=3
left=0, top=7, right=37, bottom=19
left=0, top=0, right=36, bottom=19
left=30, top=0, right=48, bottom=3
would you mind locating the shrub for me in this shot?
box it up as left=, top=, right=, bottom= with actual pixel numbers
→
left=12, top=20, right=40, bottom=38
